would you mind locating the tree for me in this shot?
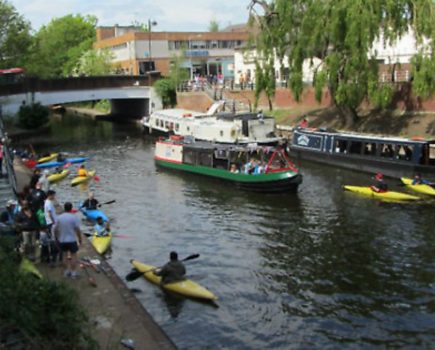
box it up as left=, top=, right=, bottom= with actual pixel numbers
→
left=75, top=48, right=115, bottom=76
left=154, top=51, right=189, bottom=108
left=209, top=18, right=219, bottom=32
left=26, top=14, right=97, bottom=78
left=0, top=0, right=33, bottom=69
left=18, top=103, right=49, bottom=129
left=249, top=0, right=435, bottom=127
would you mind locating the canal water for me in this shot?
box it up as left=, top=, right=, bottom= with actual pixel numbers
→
left=17, top=114, right=435, bottom=349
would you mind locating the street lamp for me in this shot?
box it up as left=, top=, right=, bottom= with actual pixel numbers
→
left=148, top=19, right=157, bottom=71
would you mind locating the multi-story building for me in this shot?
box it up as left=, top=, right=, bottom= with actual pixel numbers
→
left=94, top=25, right=249, bottom=79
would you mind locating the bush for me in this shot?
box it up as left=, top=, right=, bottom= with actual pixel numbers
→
left=0, top=237, right=98, bottom=349
left=154, top=78, right=177, bottom=108
left=18, top=103, right=49, bottom=129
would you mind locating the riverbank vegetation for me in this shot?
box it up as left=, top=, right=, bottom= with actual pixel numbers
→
left=18, top=103, right=49, bottom=129
left=249, top=0, right=435, bottom=127
left=0, top=237, right=97, bottom=349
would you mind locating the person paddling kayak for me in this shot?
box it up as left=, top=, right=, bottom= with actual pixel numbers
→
left=77, top=164, right=88, bottom=177
left=412, top=173, right=433, bottom=186
left=94, top=216, right=110, bottom=236
left=371, top=173, right=388, bottom=193
left=81, top=192, right=99, bottom=210
left=154, top=251, right=186, bottom=285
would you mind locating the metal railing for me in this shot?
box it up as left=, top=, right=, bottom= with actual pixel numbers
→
left=0, top=114, right=18, bottom=195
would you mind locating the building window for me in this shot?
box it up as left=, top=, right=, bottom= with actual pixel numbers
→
left=220, top=130, right=224, bottom=137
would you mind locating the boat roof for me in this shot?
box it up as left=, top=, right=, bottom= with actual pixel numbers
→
left=216, top=112, right=273, bottom=121
left=175, top=139, right=275, bottom=152
left=297, top=128, right=435, bottom=144
left=152, top=109, right=205, bottom=118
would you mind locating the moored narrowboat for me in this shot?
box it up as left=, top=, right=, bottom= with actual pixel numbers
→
left=290, top=128, right=435, bottom=181
left=154, top=136, right=302, bottom=193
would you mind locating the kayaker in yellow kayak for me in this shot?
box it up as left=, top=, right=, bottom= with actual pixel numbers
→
left=412, top=173, right=433, bottom=186
left=94, top=216, right=110, bottom=236
left=371, top=173, right=388, bottom=193
left=154, top=251, right=186, bottom=285
left=77, top=164, right=88, bottom=177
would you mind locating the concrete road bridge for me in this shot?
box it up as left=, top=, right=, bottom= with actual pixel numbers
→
left=0, top=73, right=162, bottom=119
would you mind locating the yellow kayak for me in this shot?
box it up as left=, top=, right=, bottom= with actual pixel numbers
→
left=131, top=259, right=217, bottom=301
left=401, top=177, right=435, bottom=196
left=71, top=170, right=96, bottom=187
left=48, top=169, right=70, bottom=184
left=38, top=153, right=58, bottom=163
left=92, top=232, right=112, bottom=255
left=344, top=185, right=420, bottom=201
left=19, top=258, right=43, bottom=279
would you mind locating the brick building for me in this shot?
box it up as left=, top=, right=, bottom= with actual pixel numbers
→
left=94, top=25, right=249, bottom=79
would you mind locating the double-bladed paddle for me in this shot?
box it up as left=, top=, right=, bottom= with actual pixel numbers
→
left=125, top=254, right=200, bottom=282
left=98, top=199, right=116, bottom=207
left=83, top=232, right=131, bottom=239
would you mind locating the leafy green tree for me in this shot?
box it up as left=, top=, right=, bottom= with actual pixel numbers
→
left=249, top=0, right=435, bottom=127
left=209, top=18, right=219, bottom=32
left=0, top=0, right=33, bottom=69
left=18, top=102, right=49, bottom=129
left=154, top=51, right=189, bottom=108
left=26, top=14, right=97, bottom=78
left=75, top=48, right=114, bottom=76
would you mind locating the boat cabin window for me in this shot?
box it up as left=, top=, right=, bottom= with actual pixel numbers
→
left=155, top=119, right=159, bottom=126
left=199, top=152, right=213, bottom=167
left=335, top=139, right=348, bottom=154
left=183, top=150, right=196, bottom=165
left=187, top=126, right=190, bottom=132
left=220, top=130, right=224, bottom=137
left=349, top=141, right=363, bottom=155
left=160, top=120, right=164, bottom=128
left=430, top=145, right=435, bottom=165
left=175, top=123, right=180, bottom=131
left=380, top=144, right=395, bottom=158
left=165, top=121, right=169, bottom=129
left=363, top=143, right=377, bottom=156
left=213, top=149, right=229, bottom=169
left=396, top=145, right=413, bottom=161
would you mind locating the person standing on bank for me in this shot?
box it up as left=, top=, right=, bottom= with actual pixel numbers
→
left=54, top=202, right=82, bottom=279
left=14, top=200, right=39, bottom=260
left=154, top=251, right=186, bottom=285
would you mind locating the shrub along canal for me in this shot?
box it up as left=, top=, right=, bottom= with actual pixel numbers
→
left=14, top=113, right=435, bottom=349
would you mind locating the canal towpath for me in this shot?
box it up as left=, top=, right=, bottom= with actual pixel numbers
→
left=13, top=158, right=176, bottom=350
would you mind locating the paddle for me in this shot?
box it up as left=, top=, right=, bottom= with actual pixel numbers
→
left=125, top=254, right=200, bottom=282
left=83, top=232, right=131, bottom=239
left=98, top=200, right=116, bottom=207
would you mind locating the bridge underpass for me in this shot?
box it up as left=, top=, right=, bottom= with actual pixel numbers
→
left=0, top=73, right=162, bottom=119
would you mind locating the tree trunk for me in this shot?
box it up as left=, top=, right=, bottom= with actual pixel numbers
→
left=337, top=105, right=359, bottom=129
left=268, top=96, right=273, bottom=111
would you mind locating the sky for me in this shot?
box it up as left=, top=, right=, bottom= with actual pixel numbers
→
left=10, top=0, right=250, bottom=32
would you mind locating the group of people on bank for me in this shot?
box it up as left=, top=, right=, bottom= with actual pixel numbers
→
left=0, top=160, right=110, bottom=280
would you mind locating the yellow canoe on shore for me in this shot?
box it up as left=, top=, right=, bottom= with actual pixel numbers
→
left=92, top=232, right=112, bottom=255
left=400, top=177, right=435, bottom=196
left=48, top=169, right=70, bottom=183
left=131, top=259, right=217, bottom=301
left=71, top=170, right=96, bottom=187
left=344, top=185, right=420, bottom=201
left=38, top=153, right=58, bottom=163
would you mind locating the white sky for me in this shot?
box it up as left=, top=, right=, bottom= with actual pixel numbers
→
left=10, top=0, right=250, bottom=32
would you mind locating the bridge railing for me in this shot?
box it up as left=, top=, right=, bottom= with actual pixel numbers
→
left=0, top=72, right=161, bottom=96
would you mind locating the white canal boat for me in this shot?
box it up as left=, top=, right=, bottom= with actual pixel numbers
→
left=141, top=102, right=280, bottom=144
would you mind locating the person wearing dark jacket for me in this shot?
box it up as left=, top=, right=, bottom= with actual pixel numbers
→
left=15, top=200, right=40, bottom=260
left=154, top=251, right=186, bottom=285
